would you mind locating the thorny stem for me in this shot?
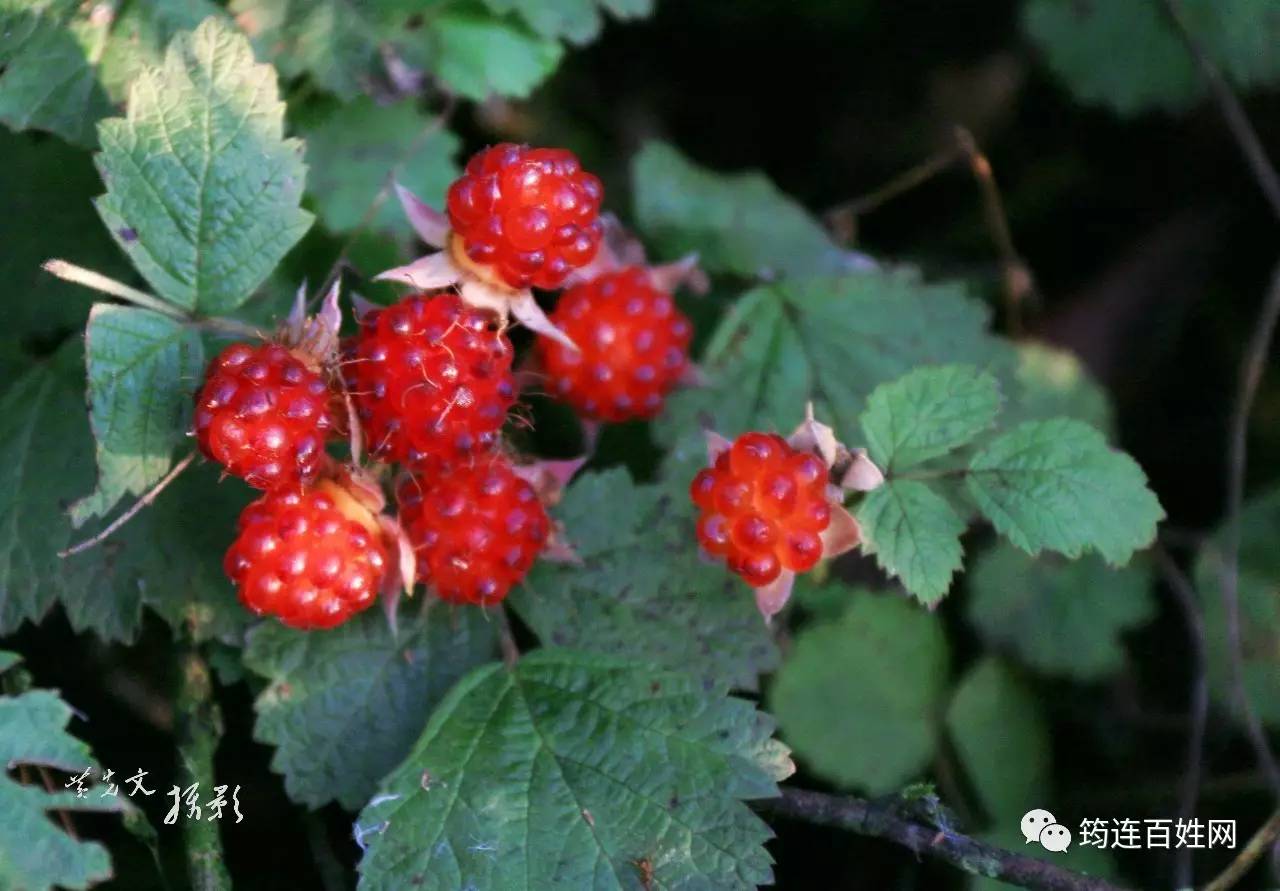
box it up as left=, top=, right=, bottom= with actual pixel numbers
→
left=1200, top=808, right=1280, bottom=891
left=175, top=648, right=231, bottom=891
left=60, top=451, right=198, bottom=557
left=1161, top=0, right=1280, bottom=222
left=1153, top=546, right=1210, bottom=889
left=764, top=788, right=1129, bottom=891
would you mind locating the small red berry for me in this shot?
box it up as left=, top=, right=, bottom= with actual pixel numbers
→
left=344, top=293, right=516, bottom=468
left=537, top=267, right=693, bottom=422
left=224, top=480, right=387, bottom=629
left=194, top=342, right=336, bottom=490
left=397, top=455, right=550, bottom=606
left=690, top=432, right=832, bottom=587
left=445, top=144, right=604, bottom=291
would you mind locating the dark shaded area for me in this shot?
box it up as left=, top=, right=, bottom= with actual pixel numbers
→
left=5, top=1, right=1280, bottom=889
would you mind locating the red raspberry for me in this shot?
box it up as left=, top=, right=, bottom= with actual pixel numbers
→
left=194, top=342, right=336, bottom=490
left=537, top=267, right=693, bottom=423
left=224, top=480, right=387, bottom=629
left=397, top=455, right=550, bottom=606
left=690, top=432, right=832, bottom=587
left=344, top=293, right=516, bottom=468
left=445, top=144, right=604, bottom=291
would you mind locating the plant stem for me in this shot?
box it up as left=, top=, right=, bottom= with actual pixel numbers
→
left=175, top=649, right=231, bottom=891
left=43, top=259, right=189, bottom=321
left=764, top=788, right=1129, bottom=891
left=1201, top=808, right=1280, bottom=891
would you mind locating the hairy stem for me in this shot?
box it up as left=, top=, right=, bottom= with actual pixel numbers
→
left=175, top=649, right=231, bottom=891
left=764, top=788, right=1129, bottom=891
left=1201, top=808, right=1280, bottom=891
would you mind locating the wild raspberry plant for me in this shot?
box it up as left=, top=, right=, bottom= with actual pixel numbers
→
left=4, top=11, right=1228, bottom=891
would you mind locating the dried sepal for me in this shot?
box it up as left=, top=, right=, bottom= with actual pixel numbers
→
left=279, top=279, right=343, bottom=366
left=394, top=181, right=449, bottom=248
left=838, top=448, right=885, bottom=492
left=755, top=569, right=796, bottom=623
left=511, top=455, right=588, bottom=506
left=820, top=504, right=862, bottom=559
left=648, top=253, right=709, bottom=295
left=705, top=430, right=732, bottom=463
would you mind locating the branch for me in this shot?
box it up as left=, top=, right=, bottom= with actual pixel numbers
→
left=764, top=788, right=1129, bottom=891
left=1201, top=808, right=1280, bottom=891
left=175, top=649, right=231, bottom=891
left=1161, top=0, right=1280, bottom=221
left=1218, top=260, right=1280, bottom=796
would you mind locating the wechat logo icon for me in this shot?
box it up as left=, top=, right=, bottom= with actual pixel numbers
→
left=1021, top=809, right=1072, bottom=852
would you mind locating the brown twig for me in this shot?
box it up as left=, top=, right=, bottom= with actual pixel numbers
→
left=1154, top=545, right=1211, bottom=888
left=1201, top=808, right=1280, bottom=891
left=764, top=788, right=1129, bottom=891
left=1217, top=261, right=1280, bottom=797
left=60, top=451, right=198, bottom=557
left=825, top=143, right=962, bottom=223
left=1161, top=0, right=1280, bottom=221
left=35, top=766, right=78, bottom=839
left=495, top=606, right=520, bottom=667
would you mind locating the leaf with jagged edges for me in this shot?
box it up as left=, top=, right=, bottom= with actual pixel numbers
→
left=857, top=481, right=966, bottom=605
left=654, top=272, right=1014, bottom=458
left=245, top=606, right=497, bottom=810
left=1024, top=0, right=1280, bottom=115
left=355, top=650, right=791, bottom=891
left=1195, top=484, right=1280, bottom=729
left=770, top=591, right=948, bottom=794
left=633, top=142, right=874, bottom=280
left=230, top=0, right=380, bottom=100
left=0, top=346, right=251, bottom=642
left=945, top=658, right=1050, bottom=820
left=69, top=305, right=203, bottom=525
left=303, top=98, right=459, bottom=238
left=417, top=12, right=564, bottom=101
left=510, top=469, right=779, bottom=692
left=482, top=0, right=652, bottom=45
left=0, top=687, right=129, bottom=890
left=966, top=418, right=1163, bottom=565
left=96, top=0, right=226, bottom=101
left=95, top=16, right=312, bottom=315
left=0, top=0, right=111, bottom=146
left=861, top=365, right=1002, bottom=473
left=968, top=544, right=1154, bottom=680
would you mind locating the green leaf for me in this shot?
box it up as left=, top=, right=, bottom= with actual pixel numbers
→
left=245, top=606, right=496, bottom=810
left=69, top=305, right=203, bottom=525
left=945, top=659, right=1049, bottom=820
left=861, top=364, right=1002, bottom=472
left=655, top=272, right=1012, bottom=452
left=1195, top=485, right=1280, bottom=728
left=0, top=349, right=251, bottom=641
left=0, top=0, right=111, bottom=146
left=356, top=650, right=788, bottom=890
left=1023, top=0, right=1280, bottom=115
left=482, top=0, right=652, bottom=44
left=0, top=129, right=136, bottom=342
left=303, top=98, right=459, bottom=238
left=1001, top=342, right=1113, bottom=434
left=423, top=12, right=564, bottom=101
left=510, top=469, right=779, bottom=691
left=0, top=651, right=21, bottom=673
left=770, top=591, right=948, bottom=793
left=229, top=0, right=380, bottom=100
left=0, top=688, right=127, bottom=890
left=857, top=480, right=966, bottom=605
left=96, top=0, right=226, bottom=101
left=632, top=142, right=872, bottom=279
left=95, top=16, right=312, bottom=314
left=966, top=419, right=1163, bottom=564
left=967, top=544, right=1154, bottom=680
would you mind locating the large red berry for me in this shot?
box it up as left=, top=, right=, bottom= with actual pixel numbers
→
left=446, top=144, right=604, bottom=291
left=224, top=480, right=387, bottom=629
left=690, top=432, right=833, bottom=587
left=397, top=455, right=549, bottom=606
left=195, top=342, right=336, bottom=490
left=537, top=267, right=693, bottom=423
left=345, top=293, right=516, bottom=468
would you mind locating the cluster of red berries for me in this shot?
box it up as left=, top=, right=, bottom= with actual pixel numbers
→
left=195, top=143, right=700, bottom=631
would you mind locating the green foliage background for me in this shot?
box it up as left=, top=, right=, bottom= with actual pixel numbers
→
left=1, top=0, right=1278, bottom=889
